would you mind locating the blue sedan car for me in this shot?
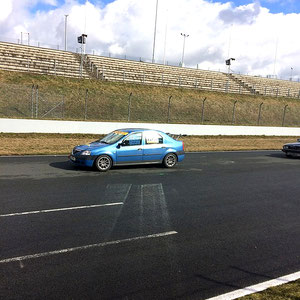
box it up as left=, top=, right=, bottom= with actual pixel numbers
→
left=69, top=128, right=185, bottom=171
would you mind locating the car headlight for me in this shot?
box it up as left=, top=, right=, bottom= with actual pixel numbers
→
left=81, top=150, right=91, bottom=155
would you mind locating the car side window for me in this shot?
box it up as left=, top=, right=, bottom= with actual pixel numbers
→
left=122, top=132, right=142, bottom=146
left=145, top=132, right=163, bottom=145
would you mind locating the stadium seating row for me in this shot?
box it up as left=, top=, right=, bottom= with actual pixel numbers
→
left=0, top=41, right=300, bottom=98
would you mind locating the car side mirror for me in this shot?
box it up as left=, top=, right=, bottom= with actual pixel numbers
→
left=117, top=141, right=126, bottom=148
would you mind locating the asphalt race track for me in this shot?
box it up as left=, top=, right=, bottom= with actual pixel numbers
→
left=0, top=151, right=299, bottom=299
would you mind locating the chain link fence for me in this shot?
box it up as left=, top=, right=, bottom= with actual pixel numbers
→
left=1, top=83, right=300, bottom=128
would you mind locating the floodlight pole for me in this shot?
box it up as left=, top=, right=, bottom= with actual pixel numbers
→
left=64, top=15, right=69, bottom=51
left=290, top=67, right=293, bottom=81
left=181, top=33, right=189, bottom=67
left=152, top=0, right=159, bottom=63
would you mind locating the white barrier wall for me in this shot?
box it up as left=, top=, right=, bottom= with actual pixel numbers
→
left=1, top=118, right=300, bottom=136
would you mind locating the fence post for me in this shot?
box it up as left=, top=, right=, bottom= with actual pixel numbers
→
left=201, top=97, right=207, bottom=124
left=298, top=90, right=300, bottom=99
left=282, top=104, right=288, bottom=127
left=257, top=102, right=263, bottom=125
left=179, top=76, right=181, bottom=87
left=167, top=95, right=172, bottom=123
left=276, top=88, right=279, bottom=97
left=232, top=100, right=237, bottom=125
left=123, top=71, right=125, bottom=83
left=287, top=89, right=290, bottom=97
left=62, top=96, right=65, bottom=119
left=211, top=79, right=213, bottom=90
left=128, top=92, right=132, bottom=122
left=31, top=84, right=35, bottom=118
left=35, top=85, right=39, bottom=118
left=84, top=89, right=88, bottom=120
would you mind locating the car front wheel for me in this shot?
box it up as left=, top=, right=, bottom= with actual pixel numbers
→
left=95, top=155, right=112, bottom=172
left=163, top=153, right=177, bottom=168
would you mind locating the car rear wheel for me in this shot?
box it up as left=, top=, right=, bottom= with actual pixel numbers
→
left=163, top=153, right=177, bottom=168
left=95, top=155, right=112, bottom=172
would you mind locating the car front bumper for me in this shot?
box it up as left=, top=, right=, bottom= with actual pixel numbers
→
left=68, top=154, right=95, bottom=167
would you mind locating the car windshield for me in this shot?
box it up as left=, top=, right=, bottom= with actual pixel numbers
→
left=98, top=130, right=129, bottom=144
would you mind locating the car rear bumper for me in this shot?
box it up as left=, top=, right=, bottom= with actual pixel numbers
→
left=177, top=153, right=185, bottom=162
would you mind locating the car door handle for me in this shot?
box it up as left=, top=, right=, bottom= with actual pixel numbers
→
left=161, top=147, right=166, bottom=149
left=138, top=148, right=143, bottom=151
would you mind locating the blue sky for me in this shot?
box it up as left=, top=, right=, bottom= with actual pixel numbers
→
left=32, top=0, right=300, bottom=14
left=211, top=0, right=300, bottom=14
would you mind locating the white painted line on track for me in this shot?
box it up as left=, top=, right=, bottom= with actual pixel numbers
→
left=0, top=231, right=178, bottom=264
left=0, top=202, right=123, bottom=218
left=205, top=270, right=300, bottom=300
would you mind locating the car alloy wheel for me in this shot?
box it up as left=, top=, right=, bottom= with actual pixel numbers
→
left=95, top=155, right=112, bottom=172
left=163, top=153, right=177, bottom=168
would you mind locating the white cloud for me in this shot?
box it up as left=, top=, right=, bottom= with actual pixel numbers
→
left=0, top=0, right=13, bottom=21
left=0, top=0, right=299, bottom=79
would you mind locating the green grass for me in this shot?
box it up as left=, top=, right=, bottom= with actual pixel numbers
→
left=1, top=70, right=300, bottom=126
left=238, top=279, right=300, bottom=300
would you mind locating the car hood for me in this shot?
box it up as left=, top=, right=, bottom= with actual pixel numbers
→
left=75, top=142, right=110, bottom=151
left=284, top=142, right=300, bottom=146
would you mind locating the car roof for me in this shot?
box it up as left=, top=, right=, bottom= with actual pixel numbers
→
left=116, top=128, right=164, bottom=134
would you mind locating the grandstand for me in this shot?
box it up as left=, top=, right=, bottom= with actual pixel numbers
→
left=0, top=41, right=89, bottom=78
left=0, top=41, right=300, bottom=99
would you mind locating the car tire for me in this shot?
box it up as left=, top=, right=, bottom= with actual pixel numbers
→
left=163, top=153, right=177, bottom=168
left=95, top=155, right=112, bottom=172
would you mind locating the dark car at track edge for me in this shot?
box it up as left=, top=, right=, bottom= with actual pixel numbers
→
left=282, top=138, right=300, bottom=157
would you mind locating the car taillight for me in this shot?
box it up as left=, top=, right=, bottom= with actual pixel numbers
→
left=182, top=141, right=184, bottom=151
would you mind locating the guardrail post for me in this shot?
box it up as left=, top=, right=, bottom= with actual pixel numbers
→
left=201, top=97, right=207, bottom=124
left=167, top=95, right=172, bottom=123
left=84, top=89, right=88, bottom=120
left=282, top=104, right=288, bottom=127
left=232, top=100, right=237, bottom=124
left=257, top=102, right=263, bottom=125
left=128, top=92, right=132, bottom=122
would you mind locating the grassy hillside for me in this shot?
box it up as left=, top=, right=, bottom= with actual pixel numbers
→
left=1, top=70, right=300, bottom=127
